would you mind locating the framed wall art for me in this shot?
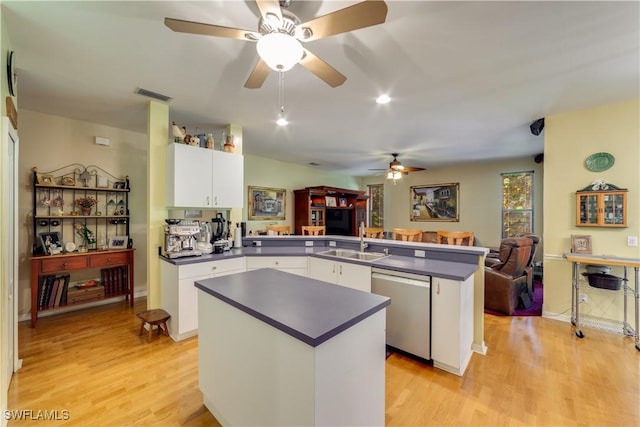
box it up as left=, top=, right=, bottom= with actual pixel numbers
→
left=570, top=234, right=592, bottom=254
left=248, top=186, right=286, bottom=221
left=410, top=183, right=460, bottom=222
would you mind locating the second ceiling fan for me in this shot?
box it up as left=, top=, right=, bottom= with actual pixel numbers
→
left=164, top=0, right=388, bottom=89
left=370, top=153, right=426, bottom=175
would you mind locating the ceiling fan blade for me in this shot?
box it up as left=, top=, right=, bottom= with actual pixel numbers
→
left=403, top=166, right=426, bottom=172
left=164, top=17, right=260, bottom=41
left=244, top=59, right=271, bottom=89
left=256, top=0, right=283, bottom=23
left=299, top=49, right=346, bottom=87
left=298, top=0, right=388, bottom=42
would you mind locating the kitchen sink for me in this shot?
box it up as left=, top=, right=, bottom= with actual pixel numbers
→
left=318, top=249, right=388, bottom=262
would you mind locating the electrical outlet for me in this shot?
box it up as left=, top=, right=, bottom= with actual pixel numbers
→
left=627, top=236, right=638, bottom=247
left=579, top=293, right=588, bottom=303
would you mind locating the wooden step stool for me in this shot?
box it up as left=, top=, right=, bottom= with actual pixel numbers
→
left=137, top=309, right=170, bottom=342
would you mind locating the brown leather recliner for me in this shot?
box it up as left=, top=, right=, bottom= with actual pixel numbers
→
left=484, top=237, right=533, bottom=315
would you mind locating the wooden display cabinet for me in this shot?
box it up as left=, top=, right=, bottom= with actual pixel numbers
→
left=294, top=186, right=367, bottom=236
left=576, top=189, right=627, bottom=227
left=29, top=164, right=134, bottom=327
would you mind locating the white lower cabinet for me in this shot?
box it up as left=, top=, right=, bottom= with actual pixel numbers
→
left=431, top=276, right=474, bottom=376
left=308, top=257, right=371, bottom=292
left=245, top=256, right=308, bottom=277
left=160, top=257, right=246, bottom=341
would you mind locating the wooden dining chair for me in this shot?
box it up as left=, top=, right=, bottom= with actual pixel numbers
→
left=301, top=226, right=326, bottom=236
left=392, top=228, right=423, bottom=242
left=266, top=225, right=291, bottom=235
left=363, top=227, right=384, bottom=238
left=436, top=230, right=474, bottom=246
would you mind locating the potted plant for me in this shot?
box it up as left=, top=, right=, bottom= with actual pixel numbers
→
left=75, top=196, right=97, bottom=215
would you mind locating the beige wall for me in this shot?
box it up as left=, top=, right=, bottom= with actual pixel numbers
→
left=16, top=110, right=148, bottom=317
left=242, top=154, right=362, bottom=235
left=361, top=157, right=544, bottom=251
left=543, top=98, right=640, bottom=320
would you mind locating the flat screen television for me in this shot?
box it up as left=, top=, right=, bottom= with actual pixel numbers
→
left=326, top=208, right=352, bottom=236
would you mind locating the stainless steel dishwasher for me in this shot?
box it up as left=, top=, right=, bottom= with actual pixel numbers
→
left=371, top=268, right=431, bottom=360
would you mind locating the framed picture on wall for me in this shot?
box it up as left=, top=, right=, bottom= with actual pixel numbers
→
left=410, top=183, right=460, bottom=222
left=248, top=186, right=286, bottom=221
left=571, top=235, right=592, bottom=254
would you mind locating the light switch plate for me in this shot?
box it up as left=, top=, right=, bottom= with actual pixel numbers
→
left=305, top=241, right=314, bottom=247
left=628, top=236, right=638, bottom=247
left=329, top=241, right=337, bottom=247
left=414, top=250, right=426, bottom=258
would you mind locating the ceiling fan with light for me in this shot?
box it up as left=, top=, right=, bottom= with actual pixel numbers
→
left=164, top=0, right=388, bottom=89
left=369, top=153, right=426, bottom=183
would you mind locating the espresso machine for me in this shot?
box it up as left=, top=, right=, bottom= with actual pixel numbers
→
left=163, top=220, right=203, bottom=259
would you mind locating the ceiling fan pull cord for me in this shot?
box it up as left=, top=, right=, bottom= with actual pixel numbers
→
left=279, top=71, right=285, bottom=114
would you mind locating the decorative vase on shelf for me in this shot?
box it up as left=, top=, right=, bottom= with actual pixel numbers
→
left=224, top=134, right=235, bottom=153
left=81, top=207, right=92, bottom=216
left=206, top=133, right=215, bottom=149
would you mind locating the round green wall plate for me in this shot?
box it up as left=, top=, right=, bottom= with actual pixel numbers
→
left=585, top=152, right=615, bottom=172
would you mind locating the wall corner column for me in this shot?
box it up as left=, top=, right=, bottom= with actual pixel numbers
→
left=147, top=101, right=169, bottom=309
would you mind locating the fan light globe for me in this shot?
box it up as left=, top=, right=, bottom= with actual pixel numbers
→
left=257, top=33, right=303, bottom=72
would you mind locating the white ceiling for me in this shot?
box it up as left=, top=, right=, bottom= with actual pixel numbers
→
left=3, top=1, right=639, bottom=176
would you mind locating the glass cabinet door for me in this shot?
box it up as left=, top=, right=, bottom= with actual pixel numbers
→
left=603, top=193, right=625, bottom=225
left=578, top=194, right=599, bottom=225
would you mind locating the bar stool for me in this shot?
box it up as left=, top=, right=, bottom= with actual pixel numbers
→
left=301, top=226, right=326, bottom=235
left=266, top=225, right=291, bottom=235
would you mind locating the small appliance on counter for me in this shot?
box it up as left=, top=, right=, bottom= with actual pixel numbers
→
left=196, top=221, right=213, bottom=254
left=163, top=219, right=203, bottom=259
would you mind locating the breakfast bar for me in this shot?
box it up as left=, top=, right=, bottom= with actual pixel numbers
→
left=195, top=268, right=390, bottom=426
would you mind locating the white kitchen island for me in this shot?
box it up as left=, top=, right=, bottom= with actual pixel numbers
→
left=195, top=268, right=391, bottom=426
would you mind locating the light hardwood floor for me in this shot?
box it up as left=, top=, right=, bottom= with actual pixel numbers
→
left=8, top=297, right=640, bottom=426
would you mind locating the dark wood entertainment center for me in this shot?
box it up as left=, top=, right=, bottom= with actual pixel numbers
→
left=293, top=186, right=367, bottom=236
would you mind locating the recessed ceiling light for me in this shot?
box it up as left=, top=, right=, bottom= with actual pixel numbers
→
left=276, top=116, right=288, bottom=126
left=376, top=94, right=391, bottom=104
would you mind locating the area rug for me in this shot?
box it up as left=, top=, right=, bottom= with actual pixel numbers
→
left=485, top=280, right=543, bottom=317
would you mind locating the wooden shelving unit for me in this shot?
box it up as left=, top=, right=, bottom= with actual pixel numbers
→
left=29, top=164, right=134, bottom=327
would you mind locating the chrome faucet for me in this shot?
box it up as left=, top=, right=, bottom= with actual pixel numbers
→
left=359, top=221, right=368, bottom=252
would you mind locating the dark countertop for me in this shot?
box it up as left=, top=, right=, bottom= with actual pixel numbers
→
left=161, top=234, right=488, bottom=280
left=195, top=269, right=390, bottom=347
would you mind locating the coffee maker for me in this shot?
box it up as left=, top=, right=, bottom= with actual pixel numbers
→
left=211, top=212, right=231, bottom=253
left=163, top=220, right=203, bottom=258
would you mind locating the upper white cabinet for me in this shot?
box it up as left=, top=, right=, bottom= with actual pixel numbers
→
left=308, top=257, right=371, bottom=292
left=167, top=143, right=244, bottom=208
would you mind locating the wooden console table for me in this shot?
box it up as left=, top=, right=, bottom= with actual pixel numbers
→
left=30, top=249, right=134, bottom=327
left=564, top=254, right=639, bottom=351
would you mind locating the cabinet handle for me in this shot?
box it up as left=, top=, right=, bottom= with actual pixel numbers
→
left=63, top=262, right=68, bottom=269
left=275, top=261, right=279, bottom=265
left=339, top=265, right=342, bottom=275
left=212, top=266, right=217, bottom=270
left=332, top=264, right=335, bottom=274
left=436, top=282, right=440, bottom=295
left=206, top=196, right=210, bottom=206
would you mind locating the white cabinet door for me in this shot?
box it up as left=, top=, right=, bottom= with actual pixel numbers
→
left=212, top=150, right=244, bottom=208
left=167, top=144, right=213, bottom=208
left=337, top=262, right=371, bottom=292
left=308, top=257, right=371, bottom=292
left=162, top=257, right=246, bottom=341
left=167, top=144, right=244, bottom=208
left=431, top=276, right=474, bottom=376
left=308, top=257, right=338, bottom=284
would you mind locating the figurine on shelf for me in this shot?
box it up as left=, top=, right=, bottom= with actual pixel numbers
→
left=224, top=134, right=235, bottom=153
left=172, top=121, right=185, bottom=143
left=206, top=133, right=215, bottom=149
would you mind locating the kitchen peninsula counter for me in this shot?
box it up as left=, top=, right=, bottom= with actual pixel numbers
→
left=196, top=268, right=390, bottom=426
